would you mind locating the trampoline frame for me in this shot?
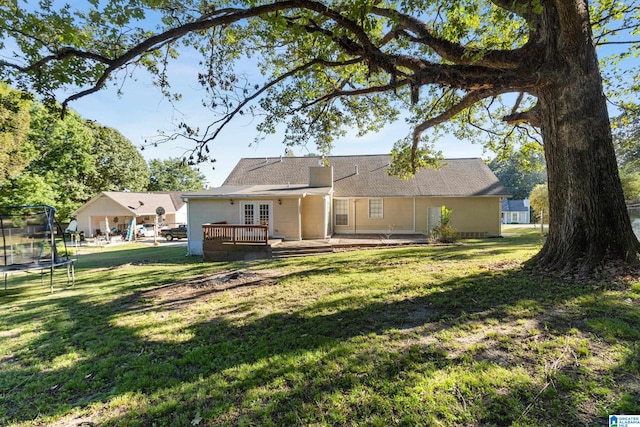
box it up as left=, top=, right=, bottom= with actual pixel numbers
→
left=0, top=204, right=75, bottom=292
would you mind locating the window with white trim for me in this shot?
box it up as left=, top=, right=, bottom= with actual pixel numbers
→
left=368, top=198, right=383, bottom=219
left=335, top=199, right=349, bottom=226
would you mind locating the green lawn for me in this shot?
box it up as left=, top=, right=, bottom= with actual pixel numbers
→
left=1, top=230, right=639, bottom=426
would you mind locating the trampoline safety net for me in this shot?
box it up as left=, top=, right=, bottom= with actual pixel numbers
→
left=0, top=204, right=74, bottom=292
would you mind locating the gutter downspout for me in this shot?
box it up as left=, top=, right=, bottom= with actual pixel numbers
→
left=353, top=199, right=357, bottom=234
left=498, top=198, right=503, bottom=237
left=184, top=198, right=192, bottom=255
left=327, top=195, right=332, bottom=238
left=298, top=197, right=302, bottom=240
left=413, top=198, right=416, bottom=232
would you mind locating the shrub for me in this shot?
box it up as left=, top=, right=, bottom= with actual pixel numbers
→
left=430, top=224, right=459, bottom=243
left=429, top=206, right=459, bottom=243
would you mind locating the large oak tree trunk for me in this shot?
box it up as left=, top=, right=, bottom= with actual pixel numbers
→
left=527, top=1, right=640, bottom=275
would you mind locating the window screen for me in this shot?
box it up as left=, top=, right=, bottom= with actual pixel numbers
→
left=368, top=198, right=383, bottom=219
left=335, top=199, right=348, bottom=226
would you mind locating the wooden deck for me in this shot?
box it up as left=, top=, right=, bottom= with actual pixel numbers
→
left=203, top=223, right=268, bottom=245
left=202, top=225, right=430, bottom=260
left=271, top=234, right=431, bottom=258
left=202, top=224, right=270, bottom=261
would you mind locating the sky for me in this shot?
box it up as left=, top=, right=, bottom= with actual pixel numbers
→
left=68, top=55, right=486, bottom=188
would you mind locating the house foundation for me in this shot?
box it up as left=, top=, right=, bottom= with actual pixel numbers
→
left=203, top=241, right=273, bottom=261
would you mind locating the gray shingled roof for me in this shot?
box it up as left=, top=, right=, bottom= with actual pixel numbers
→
left=102, top=192, right=185, bottom=214
left=73, top=191, right=186, bottom=217
left=222, top=155, right=509, bottom=197
left=501, top=199, right=529, bottom=212
left=183, top=185, right=331, bottom=199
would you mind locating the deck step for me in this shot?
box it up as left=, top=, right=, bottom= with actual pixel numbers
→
left=271, top=245, right=334, bottom=258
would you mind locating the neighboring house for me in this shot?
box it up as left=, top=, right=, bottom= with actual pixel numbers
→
left=182, top=155, right=510, bottom=256
left=628, top=201, right=640, bottom=240
left=73, top=191, right=187, bottom=238
left=501, top=199, right=531, bottom=224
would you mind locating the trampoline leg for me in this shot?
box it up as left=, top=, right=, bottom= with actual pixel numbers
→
left=66, top=263, right=75, bottom=287
left=50, top=262, right=55, bottom=293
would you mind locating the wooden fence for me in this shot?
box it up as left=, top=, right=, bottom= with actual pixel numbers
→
left=202, top=223, right=269, bottom=245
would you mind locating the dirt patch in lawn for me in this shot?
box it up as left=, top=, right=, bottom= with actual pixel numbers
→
left=139, top=269, right=286, bottom=310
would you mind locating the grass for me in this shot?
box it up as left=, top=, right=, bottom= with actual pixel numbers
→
left=1, top=228, right=639, bottom=426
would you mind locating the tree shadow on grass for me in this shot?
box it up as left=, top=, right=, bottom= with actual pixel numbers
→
left=0, top=261, right=637, bottom=426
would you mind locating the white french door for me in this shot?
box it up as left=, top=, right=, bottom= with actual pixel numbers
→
left=240, top=201, right=273, bottom=235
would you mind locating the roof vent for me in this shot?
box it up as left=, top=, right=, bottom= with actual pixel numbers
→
left=355, top=165, right=359, bottom=175
left=279, top=155, right=283, bottom=162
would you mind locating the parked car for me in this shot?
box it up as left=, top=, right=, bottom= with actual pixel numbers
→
left=161, top=224, right=187, bottom=241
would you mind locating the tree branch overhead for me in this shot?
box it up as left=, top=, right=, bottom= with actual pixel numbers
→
left=1, top=0, right=640, bottom=275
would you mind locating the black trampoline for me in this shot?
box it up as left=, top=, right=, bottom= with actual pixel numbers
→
left=0, top=204, right=75, bottom=292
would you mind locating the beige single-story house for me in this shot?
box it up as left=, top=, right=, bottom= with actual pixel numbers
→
left=72, top=191, right=187, bottom=238
left=182, top=155, right=510, bottom=256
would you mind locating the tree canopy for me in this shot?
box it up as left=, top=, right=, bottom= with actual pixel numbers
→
left=23, top=105, right=96, bottom=219
left=0, top=90, right=150, bottom=220
left=0, top=1, right=635, bottom=159
left=1, top=0, right=639, bottom=274
left=85, top=121, right=151, bottom=193
left=529, top=183, right=549, bottom=222
left=488, top=152, right=546, bottom=200
left=613, top=115, right=640, bottom=171
left=148, top=158, right=207, bottom=191
left=613, top=116, right=640, bottom=201
left=0, top=83, right=32, bottom=183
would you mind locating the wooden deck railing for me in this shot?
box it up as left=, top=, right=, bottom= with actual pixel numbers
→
left=202, top=224, right=269, bottom=245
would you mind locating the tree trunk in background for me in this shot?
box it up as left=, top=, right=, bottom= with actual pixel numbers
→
left=527, top=1, right=640, bottom=275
